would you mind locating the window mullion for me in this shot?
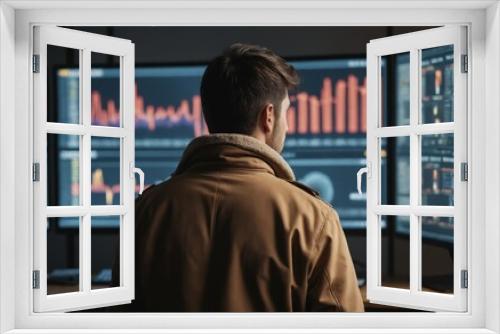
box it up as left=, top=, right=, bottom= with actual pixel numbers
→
left=409, top=48, right=421, bottom=294
left=81, top=48, right=92, bottom=294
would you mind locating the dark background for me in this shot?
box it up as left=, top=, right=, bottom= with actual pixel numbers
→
left=46, top=26, right=453, bottom=311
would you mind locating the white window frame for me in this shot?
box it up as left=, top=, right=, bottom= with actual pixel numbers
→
left=365, top=26, right=468, bottom=312
left=0, top=1, right=499, bottom=333
left=32, top=26, right=136, bottom=312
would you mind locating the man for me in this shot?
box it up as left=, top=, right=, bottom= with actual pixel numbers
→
left=131, top=43, right=364, bottom=312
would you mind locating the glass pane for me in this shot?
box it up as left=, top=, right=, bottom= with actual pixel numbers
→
left=48, top=45, right=80, bottom=124
left=421, top=216, right=454, bottom=294
left=91, top=137, right=121, bottom=205
left=381, top=215, right=410, bottom=290
left=380, top=136, right=410, bottom=205
left=380, top=52, right=410, bottom=127
left=47, top=217, right=80, bottom=295
left=421, top=133, right=454, bottom=206
left=91, top=216, right=120, bottom=290
left=421, top=45, right=454, bottom=124
left=47, top=134, right=81, bottom=206
left=91, top=52, right=121, bottom=127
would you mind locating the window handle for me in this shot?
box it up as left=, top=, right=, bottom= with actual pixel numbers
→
left=134, top=167, right=145, bottom=195
left=130, top=162, right=145, bottom=195
left=356, top=162, right=371, bottom=195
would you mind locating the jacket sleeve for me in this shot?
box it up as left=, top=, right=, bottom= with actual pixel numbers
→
left=306, top=208, right=365, bottom=312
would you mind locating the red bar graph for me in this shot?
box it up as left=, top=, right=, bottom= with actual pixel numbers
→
left=321, top=78, right=333, bottom=134
left=360, top=77, right=367, bottom=133
left=297, top=92, right=308, bottom=134
left=347, top=75, right=359, bottom=134
left=335, top=80, right=347, bottom=134
left=286, top=75, right=367, bottom=135
left=91, top=74, right=367, bottom=137
left=309, top=96, right=320, bottom=134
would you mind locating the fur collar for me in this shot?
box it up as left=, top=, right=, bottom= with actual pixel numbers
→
left=173, top=133, right=295, bottom=181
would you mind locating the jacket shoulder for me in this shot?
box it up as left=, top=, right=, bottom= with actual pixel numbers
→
left=286, top=179, right=338, bottom=213
left=286, top=180, right=320, bottom=198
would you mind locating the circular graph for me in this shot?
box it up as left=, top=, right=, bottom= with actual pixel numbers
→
left=299, top=171, right=335, bottom=203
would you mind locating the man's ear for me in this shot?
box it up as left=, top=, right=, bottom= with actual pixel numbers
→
left=261, top=103, right=275, bottom=134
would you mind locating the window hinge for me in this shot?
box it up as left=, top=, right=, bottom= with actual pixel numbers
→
left=461, top=54, right=468, bottom=73
left=461, top=162, right=468, bottom=181
left=32, top=270, right=40, bottom=289
left=461, top=269, right=468, bottom=289
left=32, top=163, right=40, bottom=182
left=32, top=54, right=40, bottom=73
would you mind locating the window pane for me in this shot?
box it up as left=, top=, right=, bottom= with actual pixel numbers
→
left=91, top=137, right=121, bottom=205
left=380, top=52, right=410, bottom=127
left=421, top=133, right=454, bottom=206
left=91, top=52, right=121, bottom=127
left=421, top=216, right=454, bottom=294
left=91, top=216, right=120, bottom=290
left=47, top=217, right=80, bottom=295
left=421, top=45, right=454, bottom=124
left=48, top=45, right=80, bottom=124
left=380, top=136, right=410, bottom=205
left=381, top=215, right=410, bottom=290
left=47, top=134, right=81, bottom=206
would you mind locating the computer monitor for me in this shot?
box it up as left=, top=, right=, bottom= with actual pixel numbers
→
left=52, top=57, right=385, bottom=230
left=284, top=58, right=373, bottom=229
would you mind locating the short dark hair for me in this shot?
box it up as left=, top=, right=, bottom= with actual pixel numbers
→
left=200, top=43, right=300, bottom=134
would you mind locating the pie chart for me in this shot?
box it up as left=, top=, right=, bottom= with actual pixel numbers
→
left=299, top=171, right=335, bottom=203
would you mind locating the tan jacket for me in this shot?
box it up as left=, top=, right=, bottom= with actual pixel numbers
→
left=129, top=133, right=364, bottom=312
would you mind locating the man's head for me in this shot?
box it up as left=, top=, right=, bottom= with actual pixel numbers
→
left=200, top=43, right=299, bottom=153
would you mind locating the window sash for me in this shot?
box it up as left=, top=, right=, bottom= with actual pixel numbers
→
left=366, top=25, right=468, bottom=312
left=32, top=25, right=135, bottom=313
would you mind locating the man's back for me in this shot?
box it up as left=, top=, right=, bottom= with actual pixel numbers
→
left=131, top=134, right=364, bottom=312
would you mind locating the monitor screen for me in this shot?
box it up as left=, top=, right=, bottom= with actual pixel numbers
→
left=53, top=57, right=385, bottom=230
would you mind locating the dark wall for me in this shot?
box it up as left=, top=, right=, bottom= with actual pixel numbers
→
left=47, top=26, right=451, bottom=291
left=69, top=26, right=428, bottom=63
